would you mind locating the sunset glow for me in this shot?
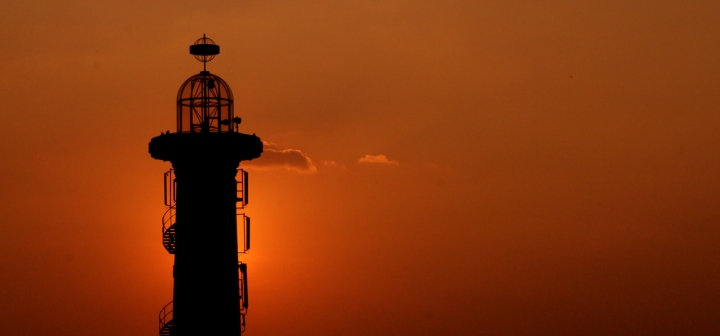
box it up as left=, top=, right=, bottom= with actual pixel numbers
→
left=1, top=0, right=720, bottom=335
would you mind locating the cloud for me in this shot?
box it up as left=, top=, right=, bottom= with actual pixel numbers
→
left=262, top=141, right=279, bottom=149
left=321, top=160, right=348, bottom=170
left=242, top=143, right=317, bottom=174
left=357, top=154, right=399, bottom=166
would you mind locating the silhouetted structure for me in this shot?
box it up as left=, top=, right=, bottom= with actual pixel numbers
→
left=149, top=35, right=262, bottom=336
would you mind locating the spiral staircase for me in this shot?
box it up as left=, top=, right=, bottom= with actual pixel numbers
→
left=159, top=301, right=173, bottom=336
left=162, top=206, right=176, bottom=254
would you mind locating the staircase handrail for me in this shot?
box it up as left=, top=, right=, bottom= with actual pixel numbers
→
left=159, top=300, right=173, bottom=333
left=162, top=204, right=176, bottom=233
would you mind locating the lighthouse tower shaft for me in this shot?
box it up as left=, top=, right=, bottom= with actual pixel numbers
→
left=150, top=133, right=261, bottom=335
left=175, top=162, right=240, bottom=335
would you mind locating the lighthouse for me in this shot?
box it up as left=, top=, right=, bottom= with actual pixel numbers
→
left=149, top=35, right=262, bottom=336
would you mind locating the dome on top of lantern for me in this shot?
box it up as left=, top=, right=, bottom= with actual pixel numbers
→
left=176, top=72, right=237, bottom=133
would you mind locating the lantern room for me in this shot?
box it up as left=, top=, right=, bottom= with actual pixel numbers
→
left=176, top=72, right=238, bottom=133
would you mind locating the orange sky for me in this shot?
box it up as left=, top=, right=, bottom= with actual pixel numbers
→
left=1, top=0, right=720, bottom=335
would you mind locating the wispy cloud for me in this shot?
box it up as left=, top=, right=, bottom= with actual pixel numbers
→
left=357, top=154, right=399, bottom=166
left=321, top=160, right=348, bottom=170
left=242, top=142, right=317, bottom=173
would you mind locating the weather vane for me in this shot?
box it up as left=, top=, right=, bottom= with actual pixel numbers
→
left=189, top=34, right=220, bottom=72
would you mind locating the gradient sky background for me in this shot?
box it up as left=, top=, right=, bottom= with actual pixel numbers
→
left=1, top=0, right=720, bottom=335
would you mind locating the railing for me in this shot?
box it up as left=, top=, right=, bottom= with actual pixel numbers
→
left=161, top=204, right=177, bottom=254
left=237, top=214, right=250, bottom=254
left=239, top=262, right=248, bottom=332
left=236, top=169, right=248, bottom=209
left=159, top=301, right=173, bottom=335
left=162, top=169, right=178, bottom=254
left=237, top=170, right=249, bottom=331
left=164, top=169, right=176, bottom=207
left=239, top=263, right=248, bottom=309
left=162, top=204, right=176, bottom=234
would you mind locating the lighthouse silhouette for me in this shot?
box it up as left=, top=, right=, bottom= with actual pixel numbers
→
left=149, top=35, right=263, bottom=336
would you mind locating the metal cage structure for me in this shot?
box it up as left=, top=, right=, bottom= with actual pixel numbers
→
left=176, top=72, right=236, bottom=133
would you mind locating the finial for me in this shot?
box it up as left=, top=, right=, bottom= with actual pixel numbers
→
left=190, top=35, right=220, bottom=72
